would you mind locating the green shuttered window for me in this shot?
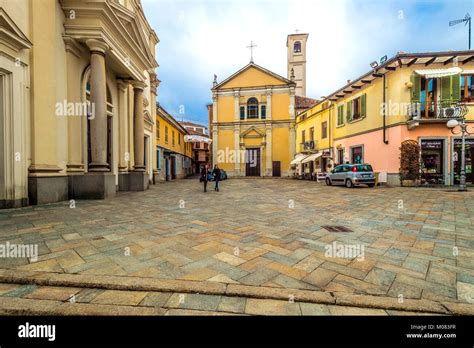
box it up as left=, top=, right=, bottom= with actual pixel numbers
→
left=337, top=105, right=344, bottom=126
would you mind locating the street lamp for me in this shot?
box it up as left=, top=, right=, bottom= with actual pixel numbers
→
left=447, top=117, right=473, bottom=191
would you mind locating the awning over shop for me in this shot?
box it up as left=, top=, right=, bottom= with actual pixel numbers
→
left=414, top=67, right=462, bottom=79
left=301, top=152, right=322, bottom=164
left=290, top=154, right=307, bottom=165
left=184, top=135, right=212, bottom=144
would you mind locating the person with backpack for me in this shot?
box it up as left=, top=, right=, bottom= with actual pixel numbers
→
left=212, top=165, right=221, bottom=192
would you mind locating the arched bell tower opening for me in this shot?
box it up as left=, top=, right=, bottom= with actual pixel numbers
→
left=287, top=33, right=309, bottom=97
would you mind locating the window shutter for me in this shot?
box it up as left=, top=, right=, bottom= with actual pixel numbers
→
left=240, top=106, right=245, bottom=120
left=346, top=100, right=352, bottom=122
left=261, top=105, right=266, bottom=119
left=411, top=73, right=421, bottom=102
left=346, top=101, right=352, bottom=122
left=451, top=74, right=461, bottom=102
left=360, top=94, right=367, bottom=117
left=440, top=76, right=451, bottom=103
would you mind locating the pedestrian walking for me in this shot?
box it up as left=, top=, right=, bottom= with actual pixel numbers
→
left=200, top=165, right=208, bottom=192
left=212, top=165, right=221, bottom=192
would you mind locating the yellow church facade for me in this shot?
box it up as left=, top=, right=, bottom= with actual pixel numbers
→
left=210, top=63, right=297, bottom=177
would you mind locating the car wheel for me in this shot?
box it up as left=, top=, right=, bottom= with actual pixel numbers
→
left=368, top=183, right=375, bottom=188
left=325, top=178, right=332, bottom=186
left=345, top=179, right=353, bottom=188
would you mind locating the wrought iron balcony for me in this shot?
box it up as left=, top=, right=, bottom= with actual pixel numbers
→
left=407, top=100, right=468, bottom=122
left=299, top=141, right=317, bottom=153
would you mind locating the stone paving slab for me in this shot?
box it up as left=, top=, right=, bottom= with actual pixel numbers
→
left=0, top=179, right=473, bottom=314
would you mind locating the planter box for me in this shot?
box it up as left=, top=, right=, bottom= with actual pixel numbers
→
left=401, top=179, right=421, bottom=187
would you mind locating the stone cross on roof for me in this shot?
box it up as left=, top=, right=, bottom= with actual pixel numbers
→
left=247, top=41, right=257, bottom=63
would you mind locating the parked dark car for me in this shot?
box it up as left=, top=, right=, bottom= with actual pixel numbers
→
left=326, top=164, right=375, bottom=188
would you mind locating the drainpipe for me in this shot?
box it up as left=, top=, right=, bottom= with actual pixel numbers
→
left=383, top=74, right=389, bottom=144
left=329, top=103, right=333, bottom=158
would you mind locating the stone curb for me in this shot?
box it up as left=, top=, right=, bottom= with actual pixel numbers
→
left=226, top=284, right=335, bottom=305
left=0, top=269, right=472, bottom=315
left=0, top=297, right=244, bottom=316
left=334, top=293, right=449, bottom=314
left=0, top=269, right=226, bottom=295
left=0, top=297, right=166, bottom=316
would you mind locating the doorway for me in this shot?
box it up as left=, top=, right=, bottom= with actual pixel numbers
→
left=321, top=157, right=328, bottom=172
left=421, top=139, right=445, bottom=185
left=245, top=148, right=260, bottom=176
left=171, top=156, right=177, bottom=179
left=272, top=161, right=281, bottom=177
left=144, top=135, right=149, bottom=175
left=107, top=116, right=112, bottom=169
left=165, top=157, right=170, bottom=181
left=453, top=138, right=474, bottom=185
left=420, top=77, right=438, bottom=118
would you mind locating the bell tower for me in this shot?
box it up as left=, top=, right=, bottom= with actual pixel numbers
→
left=287, top=32, right=308, bottom=97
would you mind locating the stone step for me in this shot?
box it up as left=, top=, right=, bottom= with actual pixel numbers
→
left=0, top=269, right=473, bottom=315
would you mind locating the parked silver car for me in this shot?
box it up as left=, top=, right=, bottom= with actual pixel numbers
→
left=326, top=164, right=376, bottom=188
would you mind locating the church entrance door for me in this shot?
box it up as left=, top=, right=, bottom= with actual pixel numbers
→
left=245, top=148, right=260, bottom=176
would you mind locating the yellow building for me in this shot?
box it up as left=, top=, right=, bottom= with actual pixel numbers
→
left=0, top=0, right=159, bottom=208
left=208, top=34, right=316, bottom=177
left=210, top=62, right=296, bottom=177
left=156, top=104, right=193, bottom=181
left=296, top=50, right=474, bottom=186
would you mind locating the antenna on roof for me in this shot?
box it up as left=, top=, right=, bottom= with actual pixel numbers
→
left=449, top=13, right=471, bottom=50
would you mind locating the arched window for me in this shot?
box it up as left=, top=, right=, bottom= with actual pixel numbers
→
left=247, top=97, right=259, bottom=119
left=294, top=41, right=301, bottom=53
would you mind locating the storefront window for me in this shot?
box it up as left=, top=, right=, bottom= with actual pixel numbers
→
left=453, top=138, right=474, bottom=185
left=421, top=139, right=444, bottom=185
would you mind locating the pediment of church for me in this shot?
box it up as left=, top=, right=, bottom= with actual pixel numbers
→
left=214, top=63, right=295, bottom=90
left=60, top=0, right=158, bottom=79
left=118, top=16, right=156, bottom=67
left=0, top=8, right=32, bottom=53
left=240, top=126, right=265, bottom=139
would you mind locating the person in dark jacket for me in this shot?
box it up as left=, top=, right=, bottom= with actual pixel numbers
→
left=212, top=165, right=221, bottom=192
left=200, top=165, right=208, bottom=192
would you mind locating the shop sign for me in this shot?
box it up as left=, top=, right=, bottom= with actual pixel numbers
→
left=421, top=140, right=443, bottom=149
left=454, top=138, right=474, bottom=146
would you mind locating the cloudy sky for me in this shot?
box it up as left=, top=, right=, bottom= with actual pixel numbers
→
left=142, top=0, right=473, bottom=126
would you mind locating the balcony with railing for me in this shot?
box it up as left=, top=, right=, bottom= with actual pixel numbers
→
left=299, top=140, right=317, bottom=153
left=407, top=100, right=468, bottom=129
